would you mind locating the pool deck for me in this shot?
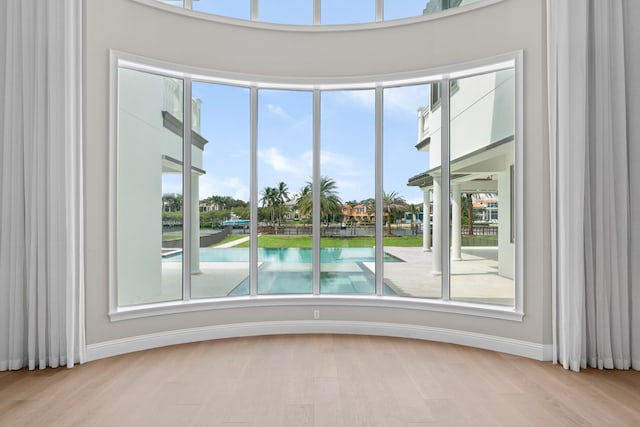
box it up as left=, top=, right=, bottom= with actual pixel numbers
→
left=365, top=246, right=514, bottom=305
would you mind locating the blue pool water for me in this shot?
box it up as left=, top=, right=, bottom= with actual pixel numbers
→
left=163, top=247, right=401, bottom=263
left=164, top=247, right=401, bottom=296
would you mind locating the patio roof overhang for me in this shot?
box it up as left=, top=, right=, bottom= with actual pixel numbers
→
left=407, top=134, right=514, bottom=190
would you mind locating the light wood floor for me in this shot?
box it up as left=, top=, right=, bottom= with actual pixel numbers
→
left=1, top=334, right=640, bottom=426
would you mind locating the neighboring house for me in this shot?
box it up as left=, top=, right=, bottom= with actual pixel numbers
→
left=474, top=197, right=499, bottom=222
left=341, top=204, right=373, bottom=223
left=407, top=67, right=515, bottom=279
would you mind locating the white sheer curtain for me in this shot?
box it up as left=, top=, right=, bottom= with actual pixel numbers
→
left=0, top=0, right=85, bottom=370
left=548, top=0, right=639, bottom=371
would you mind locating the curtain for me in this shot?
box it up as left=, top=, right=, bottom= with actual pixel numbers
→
left=0, top=0, right=85, bottom=370
left=548, top=0, right=639, bottom=371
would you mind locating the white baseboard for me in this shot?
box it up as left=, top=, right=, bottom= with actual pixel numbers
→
left=86, top=320, right=553, bottom=363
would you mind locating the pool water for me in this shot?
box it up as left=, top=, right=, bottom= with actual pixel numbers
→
left=228, top=267, right=397, bottom=296
left=163, top=247, right=400, bottom=296
left=163, top=247, right=401, bottom=263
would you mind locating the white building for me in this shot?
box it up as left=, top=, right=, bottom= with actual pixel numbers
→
left=117, top=69, right=206, bottom=305
left=408, top=69, right=515, bottom=279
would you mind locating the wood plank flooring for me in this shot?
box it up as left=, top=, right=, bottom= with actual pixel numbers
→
left=1, top=334, right=640, bottom=426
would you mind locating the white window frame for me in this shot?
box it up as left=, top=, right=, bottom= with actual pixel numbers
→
left=109, top=49, right=524, bottom=322
left=142, top=0, right=505, bottom=31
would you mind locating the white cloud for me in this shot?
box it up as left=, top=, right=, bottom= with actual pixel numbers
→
left=342, top=90, right=375, bottom=109
left=259, top=146, right=302, bottom=174
left=337, top=86, right=429, bottom=117
left=198, top=175, right=249, bottom=201
left=266, top=103, right=293, bottom=121
left=383, top=85, right=429, bottom=116
left=320, top=150, right=354, bottom=169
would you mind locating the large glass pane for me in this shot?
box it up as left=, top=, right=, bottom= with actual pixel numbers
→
left=117, top=68, right=184, bottom=306
left=448, top=69, right=515, bottom=306
left=158, top=0, right=184, bottom=8
left=384, top=0, right=430, bottom=21
left=259, top=0, right=313, bottom=25
left=321, top=0, right=375, bottom=25
left=383, top=84, right=438, bottom=298
left=192, top=0, right=250, bottom=20
left=190, top=82, right=250, bottom=298
left=257, top=90, right=313, bottom=294
left=422, top=0, right=482, bottom=16
left=320, top=90, right=376, bottom=294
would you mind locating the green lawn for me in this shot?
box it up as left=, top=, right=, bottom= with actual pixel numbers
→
left=233, top=234, right=423, bottom=248
left=210, top=234, right=249, bottom=248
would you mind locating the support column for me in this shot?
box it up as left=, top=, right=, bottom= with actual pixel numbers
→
left=422, top=187, right=431, bottom=252
left=451, top=183, right=462, bottom=261
left=432, top=177, right=442, bottom=275
left=191, top=172, right=201, bottom=274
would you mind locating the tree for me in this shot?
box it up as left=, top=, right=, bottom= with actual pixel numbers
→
left=383, top=191, right=408, bottom=236
left=260, top=186, right=278, bottom=225
left=461, top=192, right=475, bottom=236
left=296, top=176, right=343, bottom=225
left=275, top=181, right=290, bottom=225
left=162, top=193, right=183, bottom=212
left=360, top=198, right=376, bottom=222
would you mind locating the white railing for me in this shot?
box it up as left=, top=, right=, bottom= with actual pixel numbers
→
left=163, top=79, right=202, bottom=133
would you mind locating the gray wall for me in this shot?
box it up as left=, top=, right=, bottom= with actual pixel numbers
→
left=84, top=0, right=551, bottom=345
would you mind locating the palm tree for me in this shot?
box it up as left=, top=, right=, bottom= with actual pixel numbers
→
left=360, top=198, right=376, bottom=222
left=296, top=176, right=343, bottom=225
left=260, top=186, right=278, bottom=225
left=275, top=181, right=290, bottom=225
left=162, top=193, right=183, bottom=212
left=462, top=192, right=475, bottom=236
left=383, top=191, right=408, bottom=236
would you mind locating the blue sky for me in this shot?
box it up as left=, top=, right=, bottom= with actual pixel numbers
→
left=161, top=2, right=436, bottom=205
left=187, top=82, right=430, bottom=205
left=187, top=0, right=431, bottom=24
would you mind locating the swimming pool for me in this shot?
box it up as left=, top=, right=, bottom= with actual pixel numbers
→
left=163, top=247, right=402, bottom=263
left=164, top=247, right=401, bottom=296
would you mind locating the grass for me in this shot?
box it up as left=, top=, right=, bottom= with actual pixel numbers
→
left=161, top=234, right=183, bottom=242
left=233, top=234, right=424, bottom=249
left=209, top=234, right=249, bottom=248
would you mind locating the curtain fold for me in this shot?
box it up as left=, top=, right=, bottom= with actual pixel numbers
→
left=548, top=0, right=639, bottom=372
left=625, top=0, right=640, bottom=371
left=0, top=0, right=85, bottom=370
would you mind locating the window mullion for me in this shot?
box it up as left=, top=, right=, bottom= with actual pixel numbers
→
left=441, top=78, right=450, bottom=301
left=376, top=0, right=383, bottom=22
left=314, top=0, right=320, bottom=24
left=251, top=0, right=258, bottom=20
left=312, top=90, right=321, bottom=295
left=184, top=0, right=192, bottom=10
left=250, top=87, right=258, bottom=296
left=375, top=87, right=384, bottom=296
left=182, top=77, right=192, bottom=301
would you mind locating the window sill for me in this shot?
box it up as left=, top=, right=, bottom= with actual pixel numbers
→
left=109, top=294, right=524, bottom=322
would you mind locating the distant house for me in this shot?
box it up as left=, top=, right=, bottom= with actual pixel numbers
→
left=473, top=197, right=499, bottom=222
left=341, top=204, right=373, bottom=223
